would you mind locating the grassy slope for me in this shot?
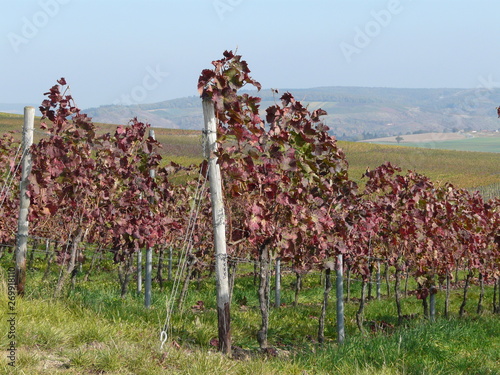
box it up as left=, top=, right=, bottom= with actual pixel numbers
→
left=0, top=257, right=499, bottom=375
left=0, top=112, right=24, bottom=132
left=340, top=141, right=500, bottom=189
left=0, top=112, right=202, bottom=166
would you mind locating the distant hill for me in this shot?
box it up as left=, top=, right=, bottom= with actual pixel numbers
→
left=0, top=103, right=35, bottom=114
left=85, top=97, right=203, bottom=131
left=290, top=87, right=500, bottom=140
left=13, top=86, right=500, bottom=141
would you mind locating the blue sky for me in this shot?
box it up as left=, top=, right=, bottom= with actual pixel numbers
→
left=2, top=0, right=500, bottom=110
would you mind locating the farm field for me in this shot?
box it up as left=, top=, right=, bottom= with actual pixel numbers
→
left=338, top=141, right=500, bottom=192
left=2, top=112, right=500, bottom=193
left=362, top=132, right=500, bottom=153
left=0, top=112, right=203, bottom=166
left=1, top=251, right=499, bottom=375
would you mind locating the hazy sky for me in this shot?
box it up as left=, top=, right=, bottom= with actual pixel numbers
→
left=2, top=0, right=500, bottom=110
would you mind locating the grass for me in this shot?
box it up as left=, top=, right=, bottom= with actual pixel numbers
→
left=298, top=318, right=500, bottom=374
left=370, top=135, right=500, bottom=154
left=1, top=253, right=499, bottom=374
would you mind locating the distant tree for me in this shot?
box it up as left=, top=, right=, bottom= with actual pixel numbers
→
left=395, top=136, right=404, bottom=144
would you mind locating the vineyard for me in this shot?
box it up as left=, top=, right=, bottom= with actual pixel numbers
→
left=1, top=52, right=499, bottom=374
left=3, top=113, right=500, bottom=191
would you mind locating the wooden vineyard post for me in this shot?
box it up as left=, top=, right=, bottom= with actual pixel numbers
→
left=44, top=239, right=50, bottom=260
left=144, top=129, right=155, bottom=308
left=168, top=246, right=173, bottom=282
left=202, top=97, right=231, bottom=356
left=275, top=257, right=281, bottom=308
left=15, top=106, right=35, bottom=296
left=318, top=261, right=334, bottom=344
left=137, top=250, right=142, bottom=294
left=494, top=277, right=500, bottom=314
left=376, top=261, right=381, bottom=300
left=429, top=286, right=436, bottom=322
left=336, top=253, right=345, bottom=344
left=144, top=243, right=152, bottom=308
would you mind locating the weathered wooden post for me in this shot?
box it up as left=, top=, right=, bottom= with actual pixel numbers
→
left=275, top=257, right=281, bottom=308
left=376, top=261, right=381, bottom=300
left=144, top=246, right=152, bottom=307
left=44, top=238, right=50, bottom=260
left=15, top=106, right=35, bottom=296
left=336, top=253, right=345, bottom=344
left=318, top=261, right=334, bottom=343
left=137, top=250, right=142, bottom=294
left=202, top=97, right=231, bottom=356
left=429, top=286, right=436, bottom=322
left=145, top=129, right=155, bottom=308
left=168, top=246, right=173, bottom=282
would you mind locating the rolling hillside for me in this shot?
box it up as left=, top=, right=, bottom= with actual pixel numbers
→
left=82, top=86, right=500, bottom=141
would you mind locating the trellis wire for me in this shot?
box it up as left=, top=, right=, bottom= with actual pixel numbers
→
left=0, top=141, right=25, bottom=208
left=3, top=234, right=466, bottom=290
left=160, top=165, right=209, bottom=350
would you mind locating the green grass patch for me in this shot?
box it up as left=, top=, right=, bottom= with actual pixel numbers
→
left=374, top=135, right=500, bottom=154
left=1, top=255, right=499, bottom=374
